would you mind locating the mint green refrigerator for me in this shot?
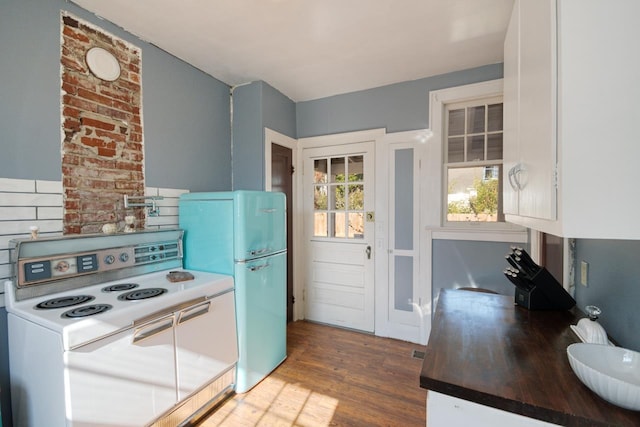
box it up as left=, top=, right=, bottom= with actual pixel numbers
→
left=179, top=191, right=287, bottom=393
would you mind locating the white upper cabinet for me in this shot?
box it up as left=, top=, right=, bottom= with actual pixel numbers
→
left=503, top=0, right=640, bottom=239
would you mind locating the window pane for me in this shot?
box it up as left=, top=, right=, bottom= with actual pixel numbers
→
left=487, top=134, right=503, bottom=161
left=313, top=212, right=327, bottom=237
left=487, top=104, right=503, bottom=132
left=467, top=135, right=485, bottom=161
left=448, top=108, right=465, bottom=136
left=447, top=137, right=464, bottom=163
left=467, top=105, right=485, bottom=133
left=447, top=166, right=499, bottom=222
left=314, top=159, right=327, bottom=183
left=347, top=184, right=364, bottom=210
left=330, top=185, right=345, bottom=209
left=348, top=212, right=364, bottom=239
left=314, top=185, right=327, bottom=210
left=330, top=157, right=345, bottom=182
left=330, top=212, right=346, bottom=238
left=348, top=155, right=364, bottom=181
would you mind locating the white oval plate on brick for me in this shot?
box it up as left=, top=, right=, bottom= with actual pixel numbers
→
left=86, top=47, right=121, bottom=81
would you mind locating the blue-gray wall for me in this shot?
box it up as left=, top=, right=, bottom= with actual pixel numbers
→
left=296, top=63, right=515, bottom=320
left=0, top=0, right=232, bottom=191
left=432, top=240, right=523, bottom=300
left=296, top=64, right=503, bottom=138
left=573, top=239, right=640, bottom=352
left=232, top=81, right=296, bottom=191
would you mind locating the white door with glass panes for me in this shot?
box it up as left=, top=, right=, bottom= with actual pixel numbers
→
left=303, top=142, right=375, bottom=332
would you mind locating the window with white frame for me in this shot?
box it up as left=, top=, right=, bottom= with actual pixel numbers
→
left=444, top=96, right=504, bottom=223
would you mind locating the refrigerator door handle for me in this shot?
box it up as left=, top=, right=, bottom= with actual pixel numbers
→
left=248, top=263, right=270, bottom=272
left=249, top=248, right=270, bottom=256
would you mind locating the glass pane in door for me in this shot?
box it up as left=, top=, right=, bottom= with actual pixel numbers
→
left=330, top=212, right=346, bottom=238
left=314, top=159, right=328, bottom=183
left=314, top=213, right=327, bottom=237
left=348, top=212, right=364, bottom=239
left=347, top=184, right=363, bottom=210
left=330, top=157, right=345, bottom=182
left=312, top=154, right=368, bottom=240
left=394, top=149, right=413, bottom=250
left=348, top=155, right=364, bottom=181
left=394, top=256, right=413, bottom=312
left=330, top=185, right=345, bottom=209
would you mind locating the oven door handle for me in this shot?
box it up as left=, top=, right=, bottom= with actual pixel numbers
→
left=177, top=301, right=211, bottom=325
left=133, top=314, right=174, bottom=344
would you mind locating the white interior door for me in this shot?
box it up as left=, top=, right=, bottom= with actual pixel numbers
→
left=388, top=143, right=420, bottom=328
left=303, top=141, right=375, bottom=332
left=375, top=130, right=427, bottom=344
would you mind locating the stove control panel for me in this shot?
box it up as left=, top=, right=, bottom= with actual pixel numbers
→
left=16, top=240, right=182, bottom=287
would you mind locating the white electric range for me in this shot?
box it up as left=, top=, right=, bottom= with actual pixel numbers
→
left=5, top=229, right=238, bottom=427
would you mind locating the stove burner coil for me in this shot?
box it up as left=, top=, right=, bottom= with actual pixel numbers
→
left=35, top=295, right=95, bottom=310
left=61, top=304, right=113, bottom=318
left=102, top=283, right=139, bottom=292
left=117, top=288, right=168, bottom=301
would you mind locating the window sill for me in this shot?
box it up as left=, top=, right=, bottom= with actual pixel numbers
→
left=426, top=226, right=527, bottom=243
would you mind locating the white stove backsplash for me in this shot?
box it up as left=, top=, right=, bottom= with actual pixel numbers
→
left=0, top=176, right=188, bottom=306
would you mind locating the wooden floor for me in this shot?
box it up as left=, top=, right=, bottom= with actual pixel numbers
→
left=198, top=320, right=427, bottom=426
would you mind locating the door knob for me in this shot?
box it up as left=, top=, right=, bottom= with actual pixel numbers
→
left=365, top=246, right=371, bottom=259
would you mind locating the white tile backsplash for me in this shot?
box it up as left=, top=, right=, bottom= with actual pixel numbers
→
left=35, top=179, right=63, bottom=193
left=0, top=177, right=36, bottom=193
left=1, top=192, right=63, bottom=206
left=0, top=177, right=189, bottom=306
left=0, top=207, right=36, bottom=221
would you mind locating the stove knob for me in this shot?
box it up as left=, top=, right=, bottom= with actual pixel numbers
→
left=104, top=254, right=115, bottom=265
left=119, top=252, right=129, bottom=262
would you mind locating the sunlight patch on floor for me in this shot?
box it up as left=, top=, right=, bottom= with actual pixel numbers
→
left=200, top=376, right=338, bottom=426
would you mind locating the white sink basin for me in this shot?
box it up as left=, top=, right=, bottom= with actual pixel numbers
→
left=567, top=343, right=640, bottom=411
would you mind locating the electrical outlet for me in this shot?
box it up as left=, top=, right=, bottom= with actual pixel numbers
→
left=580, top=261, right=589, bottom=286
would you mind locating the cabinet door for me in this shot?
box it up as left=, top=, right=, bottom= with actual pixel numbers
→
left=517, top=0, right=557, bottom=220
left=503, top=0, right=520, bottom=215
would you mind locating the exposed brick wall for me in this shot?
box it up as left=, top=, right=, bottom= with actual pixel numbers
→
left=60, top=12, right=145, bottom=234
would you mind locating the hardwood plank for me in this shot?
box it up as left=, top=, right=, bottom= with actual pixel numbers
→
left=198, top=321, right=426, bottom=426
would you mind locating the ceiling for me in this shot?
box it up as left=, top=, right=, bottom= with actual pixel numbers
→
left=71, top=0, right=514, bottom=102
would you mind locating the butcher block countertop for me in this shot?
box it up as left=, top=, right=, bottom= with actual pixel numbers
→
left=419, top=289, right=640, bottom=427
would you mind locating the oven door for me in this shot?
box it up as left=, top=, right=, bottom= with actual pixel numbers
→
left=64, top=314, right=177, bottom=426
left=175, top=289, right=238, bottom=400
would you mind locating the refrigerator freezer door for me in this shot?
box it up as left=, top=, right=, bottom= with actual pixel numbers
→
left=234, top=191, right=286, bottom=261
left=179, top=198, right=235, bottom=275
left=234, top=252, right=287, bottom=393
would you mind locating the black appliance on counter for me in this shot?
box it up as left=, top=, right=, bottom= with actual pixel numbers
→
left=503, top=247, right=575, bottom=310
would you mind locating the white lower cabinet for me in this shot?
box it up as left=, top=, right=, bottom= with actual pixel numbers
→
left=503, top=0, right=640, bottom=239
left=427, top=391, right=559, bottom=427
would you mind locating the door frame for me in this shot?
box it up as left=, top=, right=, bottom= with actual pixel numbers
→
left=264, top=128, right=303, bottom=320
